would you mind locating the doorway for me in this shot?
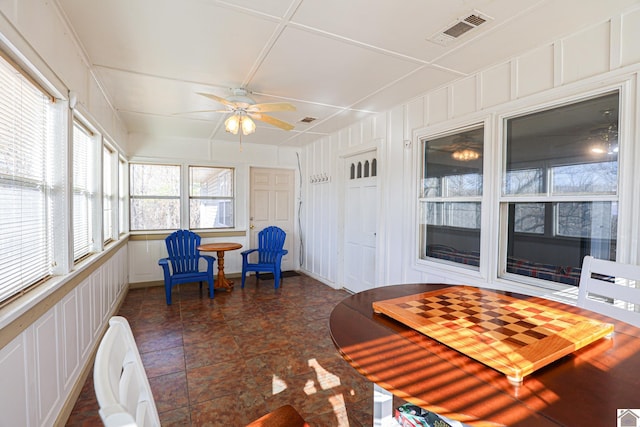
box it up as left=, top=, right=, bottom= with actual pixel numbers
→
left=249, top=167, right=295, bottom=271
left=343, top=151, right=378, bottom=293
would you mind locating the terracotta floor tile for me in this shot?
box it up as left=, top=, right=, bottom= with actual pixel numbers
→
left=149, top=371, right=189, bottom=413
left=159, top=406, right=191, bottom=426
left=190, top=394, right=268, bottom=427
left=141, top=345, right=185, bottom=378
left=65, top=273, right=387, bottom=426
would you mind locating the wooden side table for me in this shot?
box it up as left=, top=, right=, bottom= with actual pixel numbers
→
left=196, top=242, right=242, bottom=291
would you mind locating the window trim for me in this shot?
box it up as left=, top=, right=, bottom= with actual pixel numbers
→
left=129, top=162, right=182, bottom=232
left=0, top=50, right=55, bottom=305
left=118, top=156, right=128, bottom=236
left=103, top=142, right=116, bottom=244
left=188, top=165, right=235, bottom=230
left=417, top=121, right=488, bottom=273
left=128, top=162, right=238, bottom=232
left=497, top=89, right=622, bottom=291
left=412, top=77, right=634, bottom=297
left=72, top=116, right=97, bottom=262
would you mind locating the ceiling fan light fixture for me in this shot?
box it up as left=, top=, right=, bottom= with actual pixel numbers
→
left=241, top=116, right=256, bottom=135
left=452, top=148, right=480, bottom=161
left=225, top=114, right=240, bottom=135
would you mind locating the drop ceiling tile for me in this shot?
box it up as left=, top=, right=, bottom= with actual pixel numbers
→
left=93, top=67, right=227, bottom=115
left=251, top=26, right=422, bottom=107
left=291, top=0, right=545, bottom=63
left=351, top=66, right=462, bottom=112
left=59, top=0, right=279, bottom=84
left=300, top=109, right=377, bottom=135
left=120, top=111, right=218, bottom=140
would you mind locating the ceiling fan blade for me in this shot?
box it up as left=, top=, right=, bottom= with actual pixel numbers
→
left=248, top=102, right=296, bottom=113
left=250, top=113, right=295, bottom=131
left=197, top=92, right=236, bottom=108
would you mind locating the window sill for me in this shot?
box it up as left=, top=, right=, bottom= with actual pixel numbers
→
left=0, top=237, right=128, bottom=346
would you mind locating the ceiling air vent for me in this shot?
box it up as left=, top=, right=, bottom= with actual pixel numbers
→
left=299, top=116, right=317, bottom=124
left=429, top=11, right=491, bottom=46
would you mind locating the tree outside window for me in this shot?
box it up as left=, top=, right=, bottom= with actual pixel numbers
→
left=129, top=163, right=180, bottom=231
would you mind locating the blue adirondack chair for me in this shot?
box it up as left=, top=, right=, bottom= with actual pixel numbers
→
left=158, top=230, right=215, bottom=305
left=241, top=226, right=288, bottom=289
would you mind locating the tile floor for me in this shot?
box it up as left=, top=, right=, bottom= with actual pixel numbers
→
left=66, top=273, right=403, bottom=426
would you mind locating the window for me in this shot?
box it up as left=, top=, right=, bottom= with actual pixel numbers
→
left=0, top=53, right=53, bottom=303
left=189, top=166, right=234, bottom=229
left=103, top=144, right=114, bottom=242
left=129, top=163, right=180, bottom=231
left=118, top=157, right=127, bottom=235
left=419, top=126, right=484, bottom=268
left=501, top=91, right=619, bottom=287
left=72, top=120, right=95, bottom=261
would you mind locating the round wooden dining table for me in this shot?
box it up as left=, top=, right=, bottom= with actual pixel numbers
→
left=329, top=283, right=640, bottom=427
left=197, top=242, right=242, bottom=291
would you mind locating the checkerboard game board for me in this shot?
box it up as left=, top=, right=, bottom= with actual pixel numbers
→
left=372, top=286, right=614, bottom=383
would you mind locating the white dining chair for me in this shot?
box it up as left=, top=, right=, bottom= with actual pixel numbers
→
left=94, top=316, right=161, bottom=427
left=94, top=316, right=308, bottom=427
left=578, top=255, right=640, bottom=327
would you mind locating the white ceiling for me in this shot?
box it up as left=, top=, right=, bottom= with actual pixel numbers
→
left=56, top=0, right=638, bottom=147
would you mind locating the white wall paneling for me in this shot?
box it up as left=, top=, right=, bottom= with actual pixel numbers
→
left=128, top=234, right=248, bottom=285
left=0, top=244, right=129, bottom=427
left=515, top=44, right=555, bottom=99
left=562, top=21, right=611, bottom=84
left=427, top=87, right=449, bottom=124
left=621, top=8, right=640, bottom=67
left=0, top=335, right=31, bottom=426
left=298, top=4, right=640, bottom=296
left=451, top=76, right=478, bottom=118
left=33, top=308, right=60, bottom=426
left=60, top=292, right=79, bottom=391
left=481, top=62, right=512, bottom=109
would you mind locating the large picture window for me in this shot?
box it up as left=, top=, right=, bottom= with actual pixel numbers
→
left=501, top=91, right=619, bottom=287
left=0, top=54, right=54, bottom=303
left=189, top=166, right=234, bottom=229
left=129, top=163, right=180, bottom=231
left=419, top=126, right=484, bottom=269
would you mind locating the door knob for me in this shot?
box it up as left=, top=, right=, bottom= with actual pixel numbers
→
left=250, top=224, right=255, bottom=229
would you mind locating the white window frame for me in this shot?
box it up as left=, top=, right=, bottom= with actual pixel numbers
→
left=188, top=165, right=235, bottom=230
left=413, top=77, right=636, bottom=298
left=118, top=156, right=128, bottom=236
left=129, top=162, right=182, bottom=231
left=0, top=52, right=57, bottom=304
left=497, top=89, right=622, bottom=291
left=418, top=123, right=486, bottom=271
left=103, top=142, right=116, bottom=243
left=72, top=117, right=98, bottom=261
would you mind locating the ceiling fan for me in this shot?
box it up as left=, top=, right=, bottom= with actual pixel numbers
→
left=196, top=88, right=296, bottom=136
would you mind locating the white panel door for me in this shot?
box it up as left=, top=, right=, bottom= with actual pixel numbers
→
left=344, top=151, right=378, bottom=293
left=249, top=167, right=295, bottom=271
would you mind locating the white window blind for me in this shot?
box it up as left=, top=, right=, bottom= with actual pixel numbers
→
left=0, top=54, right=53, bottom=303
left=118, top=157, right=126, bottom=235
left=103, top=145, right=113, bottom=242
left=72, top=120, right=93, bottom=261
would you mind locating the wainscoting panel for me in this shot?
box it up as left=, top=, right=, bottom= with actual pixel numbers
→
left=0, top=335, right=31, bottom=425
left=0, top=243, right=128, bottom=426
left=33, top=308, right=60, bottom=426
left=61, top=291, right=80, bottom=392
